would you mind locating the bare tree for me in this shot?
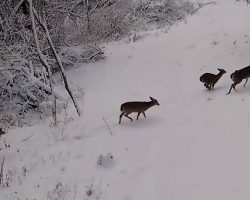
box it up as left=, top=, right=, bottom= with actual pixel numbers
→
left=0, top=0, right=83, bottom=126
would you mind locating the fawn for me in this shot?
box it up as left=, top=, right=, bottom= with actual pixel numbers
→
left=227, top=65, right=250, bottom=94
left=0, top=128, right=5, bottom=137
left=119, top=97, right=160, bottom=124
left=200, top=68, right=226, bottom=90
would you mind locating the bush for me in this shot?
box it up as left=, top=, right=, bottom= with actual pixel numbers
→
left=68, top=0, right=195, bottom=43
left=0, top=0, right=194, bottom=127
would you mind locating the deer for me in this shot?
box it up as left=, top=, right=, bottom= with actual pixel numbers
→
left=200, top=68, right=226, bottom=90
left=119, top=97, right=160, bottom=124
left=227, top=65, right=250, bottom=95
left=0, top=128, right=5, bottom=137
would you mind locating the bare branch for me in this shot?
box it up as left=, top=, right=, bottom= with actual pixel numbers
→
left=22, top=133, right=34, bottom=142
left=102, top=117, right=113, bottom=136
left=12, top=0, right=25, bottom=15
left=0, top=156, right=5, bottom=186
left=31, top=8, right=81, bottom=116
left=28, top=0, right=57, bottom=124
left=191, top=2, right=217, bottom=15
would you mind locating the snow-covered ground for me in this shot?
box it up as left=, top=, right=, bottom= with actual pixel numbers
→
left=1, top=0, right=250, bottom=199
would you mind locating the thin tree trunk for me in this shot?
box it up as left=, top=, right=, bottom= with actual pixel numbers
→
left=86, top=0, right=91, bottom=33
left=13, top=0, right=25, bottom=15
left=28, top=0, right=57, bottom=124
left=31, top=8, right=81, bottom=116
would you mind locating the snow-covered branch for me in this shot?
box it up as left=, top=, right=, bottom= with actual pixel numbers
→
left=27, top=0, right=58, bottom=123
left=31, top=7, right=81, bottom=116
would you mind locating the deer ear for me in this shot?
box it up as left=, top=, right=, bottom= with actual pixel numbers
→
left=149, top=97, right=156, bottom=101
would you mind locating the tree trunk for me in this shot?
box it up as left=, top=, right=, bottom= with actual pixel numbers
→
left=28, top=0, right=57, bottom=124
left=32, top=7, right=81, bottom=116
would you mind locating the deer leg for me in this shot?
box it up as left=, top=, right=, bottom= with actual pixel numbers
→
left=119, top=112, right=125, bottom=124
left=226, top=85, right=233, bottom=95
left=143, top=112, right=146, bottom=118
left=124, top=114, right=133, bottom=122
left=244, top=78, right=248, bottom=87
left=136, top=112, right=141, bottom=120
left=233, top=83, right=237, bottom=90
left=210, top=84, right=213, bottom=90
left=227, top=83, right=237, bottom=95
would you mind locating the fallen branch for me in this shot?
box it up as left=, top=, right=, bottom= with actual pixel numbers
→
left=102, top=117, right=113, bottom=136
left=22, top=133, right=34, bottom=142
left=191, top=2, right=217, bottom=15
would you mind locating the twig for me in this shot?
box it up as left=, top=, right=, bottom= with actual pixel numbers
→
left=191, top=2, right=217, bottom=15
left=102, top=117, right=113, bottom=136
left=22, top=133, right=34, bottom=142
left=0, top=156, right=5, bottom=186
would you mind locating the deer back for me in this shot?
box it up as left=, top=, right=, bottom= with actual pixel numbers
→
left=233, top=66, right=250, bottom=80
left=121, top=101, right=154, bottom=112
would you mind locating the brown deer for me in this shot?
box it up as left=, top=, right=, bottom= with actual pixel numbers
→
left=119, top=97, right=160, bottom=124
left=227, top=65, right=250, bottom=95
left=200, top=68, right=226, bottom=90
left=0, top=128, right=5, bottom=137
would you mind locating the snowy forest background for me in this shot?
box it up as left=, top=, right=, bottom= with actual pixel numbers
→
left=0, top=0, right=194, bottom=127
left=1, top=0, right=250, bottom=200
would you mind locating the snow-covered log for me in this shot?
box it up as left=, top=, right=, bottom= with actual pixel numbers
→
left=58, top=45, right=104, bottom=69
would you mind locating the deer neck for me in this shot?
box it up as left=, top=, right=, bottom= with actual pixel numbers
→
left=217, top=71, right=223, bottom=79
left=146, top=101, right=155, bottom=109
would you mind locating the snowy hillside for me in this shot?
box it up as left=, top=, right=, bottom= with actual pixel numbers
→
left=1, top=0, right=250, bottom=199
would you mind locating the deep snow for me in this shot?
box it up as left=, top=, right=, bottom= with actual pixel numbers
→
left=1, top=0, right=250, bottom=199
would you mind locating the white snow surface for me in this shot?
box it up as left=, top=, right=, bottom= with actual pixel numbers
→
left=1, top=0, right=250, bottom=199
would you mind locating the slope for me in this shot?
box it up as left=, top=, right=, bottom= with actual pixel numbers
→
left=1, top=0, right=250, bottom=199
